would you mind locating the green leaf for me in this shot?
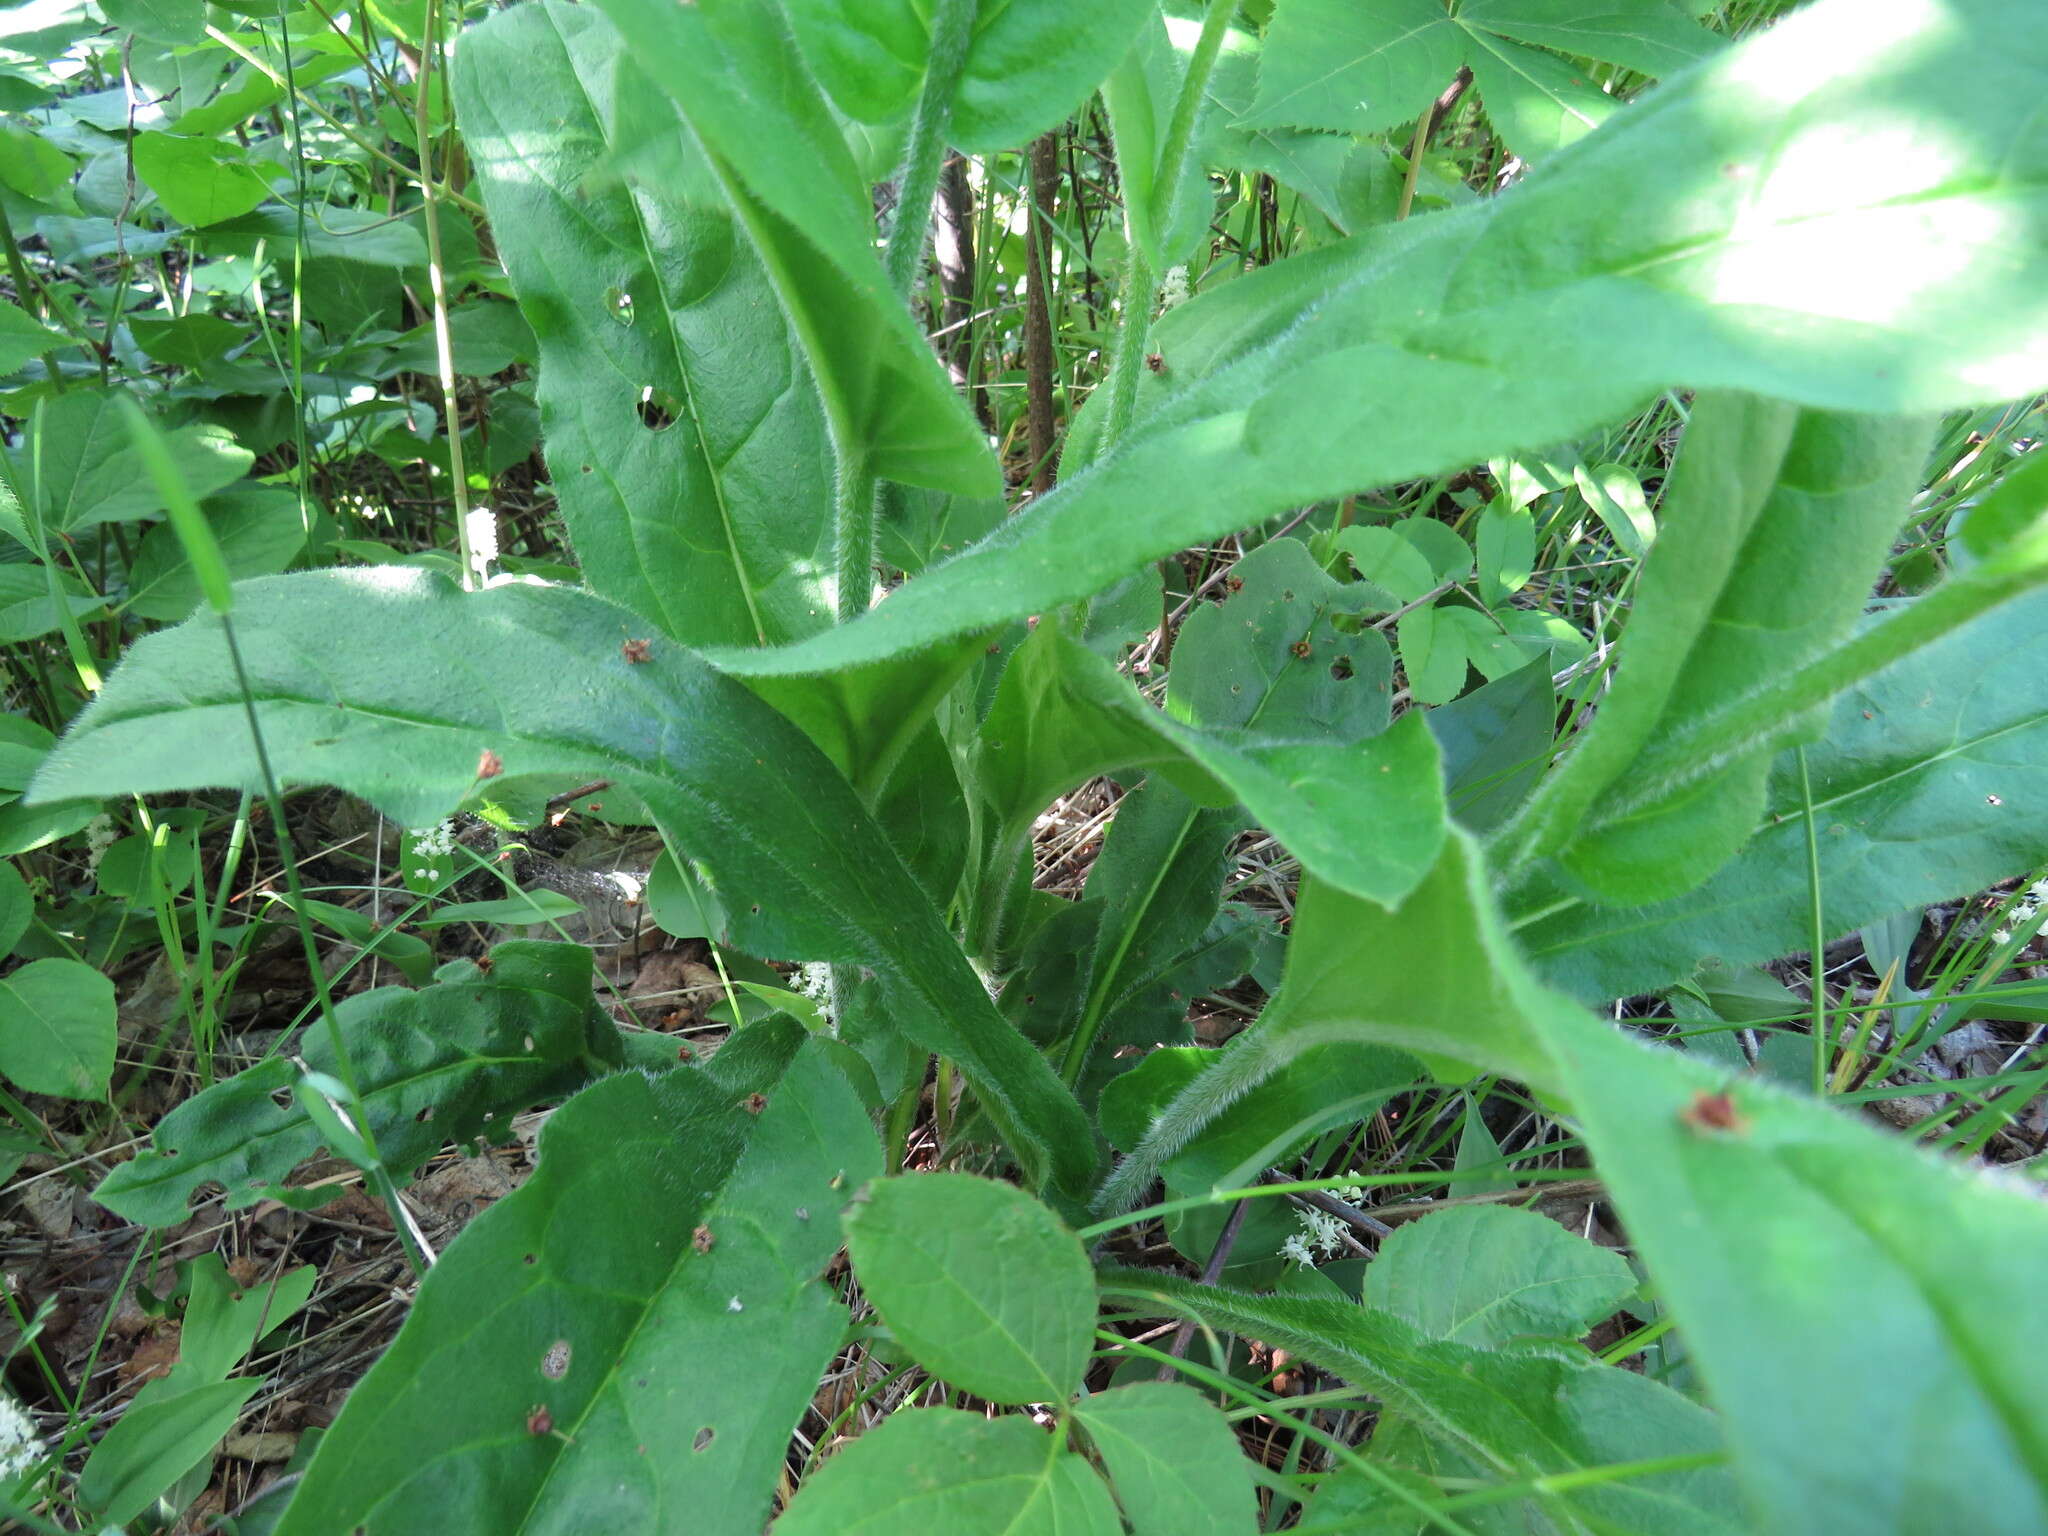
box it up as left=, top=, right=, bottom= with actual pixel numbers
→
left=966, top=615, right=1444, bottom=911
left=100, top=0, right=204, bottom=45
left=174, top=1256, right=317, bottom=1388
left=1520, top=588, right=2048, bottom=1000
left=1249, top=0, right=1720, bottom=152
left=1070, top=1381, right=1260, bottom=1536
left=780, top=0, right=1151, bottom=153
left=845, top=1172, right=1094, bottom=1405
left=94, top=942, right=619, bottom=1226
left=722, top=0, right=2045, bottom=683
left=1104, top=8, right=1220, bottom=271
left=1427, top=659, right=1554, bottom=834
left=590, top=0, right=997, bottom=499
left=0, top=861, right=30, bottom=954
left=132, top=131, right=273, bottom=226
left=29, top=571, right=1095, bottom=1202
left=774, top=1409, right=1122, bottom=1535
left=456, top=2, right=834, bottom=647
left=411, top=890, right=583, bottom=930
left=0, top=563, right=107, bottom=643
left=0, top=957, right=114, bottom=1099
left=1100, top=1042, right=1417, bottom=1195
left=124, top=486, right=311, bottom=622
left=1097, top=1270, right=1739, bottom=1532
left=78, top=1377, right=262, bottom=1527
left=1363, top=1205, right=1637, bottom=1348
left=1112, top=828, right=2048, bottom=1530
left=1498, top=395, right=1934, bottom=905
left=0, top=122, right=72, bottom=199
left=0, top=300, right=68, bottom=374
left=273, top=1040, right=882, bottom=1533
left=4, top=389, right=252, bottom=541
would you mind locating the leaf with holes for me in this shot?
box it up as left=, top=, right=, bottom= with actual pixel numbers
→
left=458, top=2, right=834, bottom=647
left=271, top=1039, right=881, bottom=1533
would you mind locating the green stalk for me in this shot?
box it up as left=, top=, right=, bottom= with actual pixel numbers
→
left=411, top=0, right=477, bottom=588
left=1098, top=0, right=1234, bottom=457
left=832, top=448, right=876, bottom=624
left=882, top=0, right=977, bottom=301
left=0, top=199, right=65, bottom=389
left=1796, top=746, right=1830, bottom=1094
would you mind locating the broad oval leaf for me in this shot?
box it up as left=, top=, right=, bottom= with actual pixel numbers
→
left=1363, top=1205, right=1638, bottom=1349
left=1070, top=1381, right=1260, bottom=1536
left=774, top=1409, right=1122, bottom=1535
left=0, top=956, right=114, bottom=1099
left=844, top=1172, right=1094, bottom=1405
left=591, top=0, right=998, bottom=499
left=26, top=570, right=1094, bottom=1201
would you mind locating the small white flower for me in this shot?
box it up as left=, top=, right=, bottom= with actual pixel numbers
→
left=0, top=1391, right=42, bottom=1481
left=465, top=506, right=500, bottom=579
left=1159, top=265, right=1191, bottom=311
left=2030, top=878, right=2048, bottom=902
left=83, top=813, right=118, bottom=872
left=411, top=820, right=458, bottom=869
left=1994, top=928, right=2014, bottom=947
left=1281, top=1234, right=1316, bottom=1267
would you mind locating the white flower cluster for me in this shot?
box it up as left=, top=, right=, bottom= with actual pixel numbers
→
left=1281, top=1187, right=1368, bottom=1267
left=0, top=1391, right=41, bottom=1483
left=1990, top=877, right=2048, bottom=949
left=795, top=961, right=837, bottom=1030
left=1159, top=265, right=1191, bottom=311
left=410, top=819, right=459, bottom=883
left=83, top=813, right=118, bottom=872
left=465, top=506, right=500, bottom=580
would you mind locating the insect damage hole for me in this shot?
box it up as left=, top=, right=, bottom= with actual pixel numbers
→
left=541, top=1339, right=572, bottom=1380
left=1330, top=655, right=1355, bottom=680
left=693, top=1427, right=715, bottom=1452
left=604, top=286, right=635, bottom=327
left=636, top=386, right=681, bottom=431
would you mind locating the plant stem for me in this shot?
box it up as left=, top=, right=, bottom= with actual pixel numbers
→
left=882, top=0, right=977, bottom=301
left=1797, top=745, right=1830, bottom=1094
left=0, top=199, right=65, bottom=388
left=1099, top=0, right=1232, bottom=458
left=833, top=449, right=876, bottom=624
left=411, top=0, right=476, bottom=590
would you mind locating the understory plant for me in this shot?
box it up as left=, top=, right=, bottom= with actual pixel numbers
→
left=7, top=0, right=2048, bottom=1530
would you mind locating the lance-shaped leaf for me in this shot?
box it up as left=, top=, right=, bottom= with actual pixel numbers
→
left=457, top=1, right=833, bottom=647
left=1096, top=1270, right=1740, bottom=1533
left=1104, top=830, right=2048, bottom=1532
left=1497, top=395, right=1935, bottom=905
left=777, top=0, right=1151, bottom=154
left=27, top=571, right=1094, bottom=1201
left=1520, top=587, right=2048, bottom=1001
left=273, top=1040, right=882, bottom=1534
left=714, top=0, right=2048, bottom=681
left=95, top=942, right=620, bottom=1228
left=591, top=0, right=996, bottom=498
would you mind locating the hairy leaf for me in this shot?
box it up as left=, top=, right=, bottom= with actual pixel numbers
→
left=718, top=0, right=2048, bottom=680
left=458, top=2, right=833, bottom=647
left=28, top=571, right=1094, bottom=1200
